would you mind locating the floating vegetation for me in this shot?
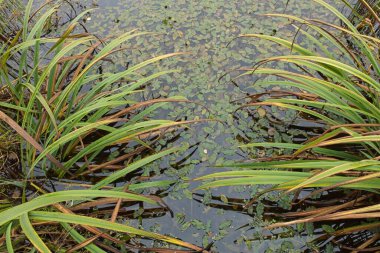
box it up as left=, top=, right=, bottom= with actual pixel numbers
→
left=2, top=0, right=379, bottom=252
left=198, top=0, right=380, bottom=251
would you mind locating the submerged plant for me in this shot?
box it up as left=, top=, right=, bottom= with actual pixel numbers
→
left=0, top=1, right=204, bottom=252
left=197, top=0, right=380, bottom=250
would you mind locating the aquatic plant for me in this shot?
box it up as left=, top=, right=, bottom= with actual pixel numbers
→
left=347, top=0, right=380, bottom=36
left=197, top=0, right=380, bottom=250
left=0, top=1, right=204, bottom=252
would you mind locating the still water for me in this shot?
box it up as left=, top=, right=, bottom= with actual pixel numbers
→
left=32, top=0, right=343, bottom=252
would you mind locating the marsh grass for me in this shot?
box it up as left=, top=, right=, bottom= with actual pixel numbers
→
left=197, top=0, right=380, bottom=250
left=0, top=1, right=204, bottom=252
left=346, top=0, right=380, bottom=35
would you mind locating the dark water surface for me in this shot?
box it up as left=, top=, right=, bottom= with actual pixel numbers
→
left=31, top=0, right=344, bottom=252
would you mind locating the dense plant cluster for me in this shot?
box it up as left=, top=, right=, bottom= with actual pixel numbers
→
left=0, top=1, right=203, bottom=252
left=1, top=0, right=380, bottom=252
left=198, top=0, right=380, bottom=250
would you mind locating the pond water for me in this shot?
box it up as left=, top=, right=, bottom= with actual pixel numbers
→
left=30, top=0, right=345, bottom=252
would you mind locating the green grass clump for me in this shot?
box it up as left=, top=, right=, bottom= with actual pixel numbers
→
left=0, top=1, right=203, bottom=252
left=197, top=0, right=380, bottom=249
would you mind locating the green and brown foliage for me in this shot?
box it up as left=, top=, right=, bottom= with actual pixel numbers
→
left=197, top=0, right=380, bottom=250
left=0, top=1, right=204, bottom=252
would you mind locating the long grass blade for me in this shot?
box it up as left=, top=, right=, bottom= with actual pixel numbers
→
left=20, top=213, right=51, bottom=253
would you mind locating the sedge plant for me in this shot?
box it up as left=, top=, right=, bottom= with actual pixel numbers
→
left=0, top=1, right=204, bottom=252
left=197, top=0, right=380, bottom=249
